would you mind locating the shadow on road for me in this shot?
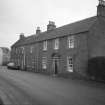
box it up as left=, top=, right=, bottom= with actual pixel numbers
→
left=0, top=98, right=4, bottom=105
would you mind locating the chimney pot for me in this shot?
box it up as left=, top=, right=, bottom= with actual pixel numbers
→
left=47, top=21, right=56, bottom=31
left=36, top=27, right=41, bottom=34
left=20, top=33, right=25, bottom=40
left=97, top=0, right=105, bottom=16
left=99, top=0, right=105, bottom=6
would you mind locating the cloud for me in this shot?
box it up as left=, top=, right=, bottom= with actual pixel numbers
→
left=0, top=0, right=98, bottom=48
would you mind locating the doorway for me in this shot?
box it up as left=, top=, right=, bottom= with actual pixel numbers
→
left=53, top=57, right=59, bottom=74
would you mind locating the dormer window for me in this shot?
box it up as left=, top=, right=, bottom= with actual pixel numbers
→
left=68, top=36, right=74, bottom=48
left=54, top=38, right=59, bottom=50
left=43, top=40, right=47, bottom=51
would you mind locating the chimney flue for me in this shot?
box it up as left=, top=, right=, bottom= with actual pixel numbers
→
left=47, top=21, right=56, bottom=31
left=36, top=27, right=41, bottom=35
left=20, top=33, right=25, bottom=40
left=99, top=0, right=105, bottom=6
left=97, top=0, right=105, bottom=16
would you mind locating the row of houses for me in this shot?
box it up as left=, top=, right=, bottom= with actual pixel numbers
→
left=11, top=0, right=105, bottom=77
left=0, top=47, right=10, bottom=66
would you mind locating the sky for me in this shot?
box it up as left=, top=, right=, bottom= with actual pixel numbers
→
left=0, top=0, right=98, bottom=49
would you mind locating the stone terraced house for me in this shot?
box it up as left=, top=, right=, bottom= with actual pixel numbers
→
left=11, top=0, right=105, bottom=78
left=0, top=47, right=10, bottom=66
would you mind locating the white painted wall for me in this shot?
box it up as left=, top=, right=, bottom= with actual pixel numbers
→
left=0, top=48, right=3, bottom=65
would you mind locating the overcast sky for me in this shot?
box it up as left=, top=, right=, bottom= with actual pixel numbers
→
left=0, top=0, right=98, bottom=49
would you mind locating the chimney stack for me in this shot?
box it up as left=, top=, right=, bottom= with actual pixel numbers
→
left=97, top=0, right=105, bottom=17
left=36, top=27, right=41, bottom=35
left=47, top=21, right=56, bottom=31
left=20, top=33, right=25, bottom=40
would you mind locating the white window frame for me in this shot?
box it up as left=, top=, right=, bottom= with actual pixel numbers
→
left=68, top=36, right=74, bottom=48
left=67, top=56, right=73, bottom=72
left=54, top=38, right=59, bottom=50
left=43, top=40, right=47, bottom=51
left=42, top=57, right=47, bottom=69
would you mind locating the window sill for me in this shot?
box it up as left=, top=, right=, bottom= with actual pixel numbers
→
left=54, top=48, right=59, bottom=50
left=43, top=50, right=47, bottom=51
left=66, top=47, right=75, bottom=50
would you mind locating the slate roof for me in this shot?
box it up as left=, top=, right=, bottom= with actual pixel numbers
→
left=11, top=16, right=97, bottom=48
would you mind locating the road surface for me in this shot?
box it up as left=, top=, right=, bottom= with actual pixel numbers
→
left=0, top=66, right=105, bottom=105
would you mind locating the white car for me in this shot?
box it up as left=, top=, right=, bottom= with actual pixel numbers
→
left=7, top=62, right=15, bottom=69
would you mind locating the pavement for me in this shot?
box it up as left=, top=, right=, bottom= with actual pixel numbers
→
left=0, top=66, right=105, bottom=105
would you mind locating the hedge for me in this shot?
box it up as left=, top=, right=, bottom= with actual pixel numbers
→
left=87, top=57, right=105, bottom=80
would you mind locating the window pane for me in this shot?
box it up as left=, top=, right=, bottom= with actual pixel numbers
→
left=30, top=46, right=33, bottom=53
left=68, top=36, right=74, bottom=48
left=42, top=57, right=47, bottom=69
left=54, top=38, right=59, bottom=49
left=43, top=41, right=47, bottom=51
left=67, top=57, right=73, bottom=72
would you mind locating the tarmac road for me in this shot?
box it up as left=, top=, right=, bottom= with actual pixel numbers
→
left=0, top=67, right=105, bottom=105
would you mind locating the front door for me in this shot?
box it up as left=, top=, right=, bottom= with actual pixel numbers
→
left=53, top=57, right=59, bottom=74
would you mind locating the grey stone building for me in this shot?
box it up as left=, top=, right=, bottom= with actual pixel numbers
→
left=11, top=0, right=105, bottom=78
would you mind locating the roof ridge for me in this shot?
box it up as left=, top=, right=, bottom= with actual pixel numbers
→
left=12, top=16, right=97, bottom=47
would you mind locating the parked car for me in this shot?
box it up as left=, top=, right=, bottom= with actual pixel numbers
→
left=7, top=62, right=17, bottom=70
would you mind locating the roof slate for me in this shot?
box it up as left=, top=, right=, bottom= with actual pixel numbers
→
left=12, top=16, right=97, bottom=47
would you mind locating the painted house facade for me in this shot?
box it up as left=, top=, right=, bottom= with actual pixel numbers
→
left=0, top=47, right=10, bottom=66
left=11, top=0, right=105, bottom=77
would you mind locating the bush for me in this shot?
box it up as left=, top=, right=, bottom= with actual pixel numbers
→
left=87, top=57, right=105, bottom=80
